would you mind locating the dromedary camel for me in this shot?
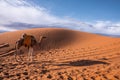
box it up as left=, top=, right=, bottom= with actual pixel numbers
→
left=15, top=33, right=46, bottom=62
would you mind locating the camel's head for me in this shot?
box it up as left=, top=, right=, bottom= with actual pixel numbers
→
left=39, top=36, right=47, bottom=40
left=42, top=36, right=47, bottom=39
left=38, top=36, right=47, bottom=44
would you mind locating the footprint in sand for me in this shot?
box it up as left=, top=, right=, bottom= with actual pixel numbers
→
left=47, top=74, right=52, bottom=79
left=23, top=71, right=28, bottom=75
left=3, top=72, right=9, bottom=78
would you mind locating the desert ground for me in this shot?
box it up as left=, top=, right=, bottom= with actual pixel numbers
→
left=0, top=28, right=120, bottom=80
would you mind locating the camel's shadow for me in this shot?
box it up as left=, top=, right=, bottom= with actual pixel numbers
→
left=13, top=59, right=109, bottom=68
left=26, top=59, right=109, bottom=67
left=56, top=59, right=109, bottom=67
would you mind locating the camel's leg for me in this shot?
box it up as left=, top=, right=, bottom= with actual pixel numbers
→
left=30, top=47, right=33, bottom=61
left=15, top=44, right=23, bottom=62
left=28, top=48, right=31, bottom=61
left=15, top=48, right=22, bottom=62
left=15, top=42, right=20, bottom=62
left=14, top=48, right=18, bottom=61
left=28, top=47, right=33, bottom=62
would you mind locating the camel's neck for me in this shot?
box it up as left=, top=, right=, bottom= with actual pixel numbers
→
left=39, top=37, right=43, bottom=44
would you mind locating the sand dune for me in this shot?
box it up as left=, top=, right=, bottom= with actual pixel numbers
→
left=0, top=28, right=120, bottom=80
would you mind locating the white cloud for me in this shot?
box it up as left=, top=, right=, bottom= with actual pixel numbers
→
left=91, top=21, right=120, bottom=35
left=0, top=26, right=17, bottom=32
left=0, top=0, right=120, bottom=35
left=0, top=0, right=59, bottom=25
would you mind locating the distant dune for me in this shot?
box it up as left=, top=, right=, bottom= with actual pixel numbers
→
left=0, top=28, right=120, bottom=80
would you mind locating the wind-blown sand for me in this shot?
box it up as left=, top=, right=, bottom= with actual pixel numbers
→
left=0, top=28, right=120, bottom=80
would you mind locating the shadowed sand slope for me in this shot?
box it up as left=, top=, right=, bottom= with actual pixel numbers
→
left=0, top=28, right=116, bottom=51
left=0, top=28, right=120, bottom=80
left=0, top=28, right=82, bottom=50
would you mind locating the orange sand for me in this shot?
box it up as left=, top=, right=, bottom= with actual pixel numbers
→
left=0, top=28, right=120, bottom=80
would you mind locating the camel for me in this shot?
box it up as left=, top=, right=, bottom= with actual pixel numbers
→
left=15, top=33, right=46, bottom=62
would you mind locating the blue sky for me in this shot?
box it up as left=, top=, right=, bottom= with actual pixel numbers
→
left=0, top=0, right=120, bottom=35
left=32, top=0, right=120, bottom=22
